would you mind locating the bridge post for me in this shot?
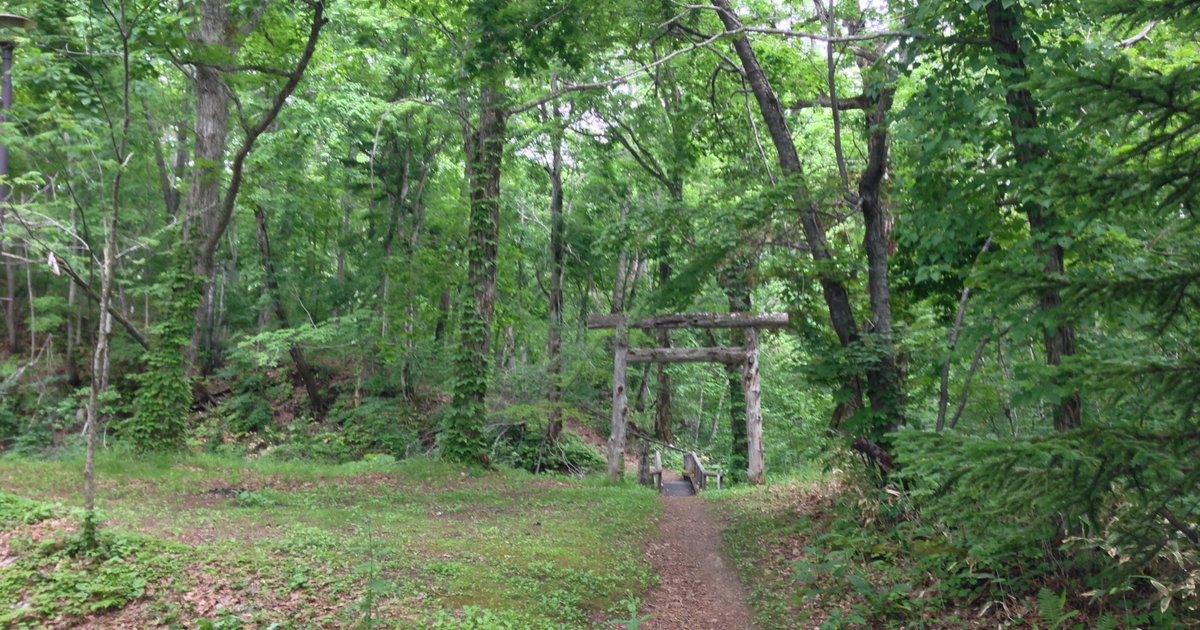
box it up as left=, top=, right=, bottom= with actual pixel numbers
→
left=744, top=327, right=765, bottom=484
left=607, top=324, right=629, bottom=482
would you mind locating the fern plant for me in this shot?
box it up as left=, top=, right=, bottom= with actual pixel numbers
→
left=1035, top=588, right=1080, bottom=630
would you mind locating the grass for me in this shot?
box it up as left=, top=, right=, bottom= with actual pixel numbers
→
left=0, top=451, right=660, bottom=628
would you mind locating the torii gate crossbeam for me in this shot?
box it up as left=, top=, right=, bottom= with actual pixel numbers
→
left=589, top=313, right=789, bottom=485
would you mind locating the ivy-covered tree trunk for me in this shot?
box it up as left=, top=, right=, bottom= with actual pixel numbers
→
left=985, top=1, right=1081, bottom=431
left=129, top=249, right=197, bottom=451
left=445, top=83, right=507, bottom=464
left=654, top=245, right=673, bottom=444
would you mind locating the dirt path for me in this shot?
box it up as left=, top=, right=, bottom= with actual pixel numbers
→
left=641, top=471, right=757, bottom=629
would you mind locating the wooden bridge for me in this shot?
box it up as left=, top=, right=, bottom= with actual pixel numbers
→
left=645, top=449, right=724, bottom=496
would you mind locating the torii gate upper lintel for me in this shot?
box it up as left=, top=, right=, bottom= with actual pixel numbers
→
left=587, top=312, right=790, bottom=485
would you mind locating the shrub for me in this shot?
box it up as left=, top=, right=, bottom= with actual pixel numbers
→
left=333, top=397, right=422, bottom=459
left=488, top=404, right=605, bottom=475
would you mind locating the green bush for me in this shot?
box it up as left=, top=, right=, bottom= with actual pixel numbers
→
left=488, top=405, right=605, bottom=475
left=333, top=397, right=422, bottom=459
left=221, top=371, right=281, bottom=435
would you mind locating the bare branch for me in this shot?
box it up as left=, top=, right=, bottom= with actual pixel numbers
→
left=512, top=28, right=733, bottom=115
left=820, top=0, right=851, bottom=192
left=937, top=236, right=993, bottom=432
left=791, top=93, right=870, bottom=111
left=1119, top=21, right=1159, bottom=48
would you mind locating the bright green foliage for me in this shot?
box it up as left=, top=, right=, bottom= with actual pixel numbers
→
left=0, top=492, right=55, bottom=528
left=893, top=427, right=1199, bottom=613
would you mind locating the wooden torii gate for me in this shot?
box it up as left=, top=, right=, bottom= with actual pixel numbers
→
left=588, top=312, right=790, bottom=484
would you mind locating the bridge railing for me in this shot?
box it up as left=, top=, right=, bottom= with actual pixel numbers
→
left=683, top=451, right=723, bottom=493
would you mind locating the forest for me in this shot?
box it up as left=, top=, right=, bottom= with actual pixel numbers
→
left=0, top=0, right=1196, bottom=627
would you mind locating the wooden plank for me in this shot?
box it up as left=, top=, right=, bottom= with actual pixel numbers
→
left=588, top=312, right=789, bottom=330
left=744, top=328, right=765, bottom=484
left=627, top=347, right=749, bottom=364
left=607, top=325, right=629, bottom=482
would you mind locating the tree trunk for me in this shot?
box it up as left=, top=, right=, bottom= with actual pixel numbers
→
left=545, top=106, right=566, bottom=442
left=400, top=164, right=430, bottom=400
left=184, top=0, right=233, bottom=374
left=186, top=0, right=323, bottom=376
left=83, top=249, right=113, bottom=547
left=858, top=87, right=904, bottom=430
left=445, top=83, right=507, bottom=464
left=254, top=205, right=326, bottom=418
left=713, top=0, right=866, bottom=410
left=607, top=324, right=629, bottom=482
left=1, top=42, right=17, bottom=355
left=985, top=1, right=1081, bottom=431
left=143, top=97, right=182, bottom=217
left=637, top=438, right=651, bottom=486
left=743, top=328, right=764, bottom=484
left=434, top=288, right=451, bottom=342
left=85, top=0, right=135, bottom=543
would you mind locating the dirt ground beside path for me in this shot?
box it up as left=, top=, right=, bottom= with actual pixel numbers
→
left=641, top=471, right=757, bottom=629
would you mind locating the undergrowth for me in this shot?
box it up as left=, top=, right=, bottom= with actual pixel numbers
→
left=0, top=493, right=186, bottom=626
left=711, top=458, right=1193, bottom=629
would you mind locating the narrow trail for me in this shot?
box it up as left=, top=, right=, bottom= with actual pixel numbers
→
left=641, top=470, right=757, bottom=629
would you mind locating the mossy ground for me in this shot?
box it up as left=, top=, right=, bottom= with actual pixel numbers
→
left=0, top=453, right=659, bottom=628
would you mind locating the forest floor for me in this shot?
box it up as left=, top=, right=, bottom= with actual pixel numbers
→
left=0, top=452, right=660, bottom=628
left=641, top=470, right=756, bottom=629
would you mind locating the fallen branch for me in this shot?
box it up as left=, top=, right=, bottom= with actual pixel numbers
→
left=0, top=337, right=50, bottom=396
left=1160, top=508, right=1200, bottom=547
left=852, top=437, right=895, bottom=475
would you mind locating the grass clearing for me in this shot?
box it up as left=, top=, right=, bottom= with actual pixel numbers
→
left=0, top=453, right=659, bottom=628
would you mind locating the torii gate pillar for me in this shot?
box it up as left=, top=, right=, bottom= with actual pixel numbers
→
left=607, top=324, right=629, bottom=482
left=743, top=327, right=764, bottom=484
left=590, top=313, right=787, bottom=485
